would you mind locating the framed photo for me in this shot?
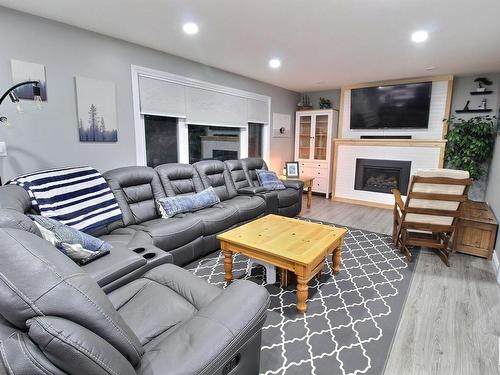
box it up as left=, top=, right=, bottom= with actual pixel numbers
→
left=285, top=161, right=299, bottom=177
left=272, top=113, right=291, bottom=138
left=75, top=76, right=118, bottom=142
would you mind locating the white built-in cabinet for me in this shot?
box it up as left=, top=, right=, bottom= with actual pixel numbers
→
left=294, top=109, right=338, bottom=198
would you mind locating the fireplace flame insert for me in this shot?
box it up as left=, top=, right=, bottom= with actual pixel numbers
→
left=354, top=159, right=411, bottom=195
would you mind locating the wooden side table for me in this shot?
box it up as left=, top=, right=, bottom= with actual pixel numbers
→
left=453, top=201, right=498, bottom=259
left=279, top=175, right=314, bottom=209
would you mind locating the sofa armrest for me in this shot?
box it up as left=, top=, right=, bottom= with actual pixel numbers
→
left=139, top=280, right=269, bottom=375
left=282, top=179, right=304, bottom=190
left=237, top=186, right=266, bottom=195
left=82, top=245, right=147, bottom=287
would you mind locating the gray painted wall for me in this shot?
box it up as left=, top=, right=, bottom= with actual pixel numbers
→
left=484, top=80, right=500, bottom=257
left=486, top=136, right=500, bottom=257
left=0, top=7, right=299, bottom=180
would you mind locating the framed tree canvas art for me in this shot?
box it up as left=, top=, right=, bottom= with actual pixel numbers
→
left=75, top=76, right=118, bottom=142
left=11, top=59, right=48, bottom=101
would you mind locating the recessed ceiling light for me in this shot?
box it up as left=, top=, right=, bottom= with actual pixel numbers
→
left=425, top=66, right=436, bottom=71
left=183, top=22, right=199, bottom=35
left=411, top=30, right=428, bottom=43
left=269, top=59, right=281, bottom=69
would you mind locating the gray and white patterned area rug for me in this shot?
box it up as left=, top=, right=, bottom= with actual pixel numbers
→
left=185, top=219, right=417, bottom=375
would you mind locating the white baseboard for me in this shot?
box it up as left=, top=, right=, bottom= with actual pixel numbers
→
left=493, top=251, right=500, bottom=284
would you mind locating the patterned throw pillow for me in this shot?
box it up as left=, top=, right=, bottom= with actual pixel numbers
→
left=157, top=187, right=221, bottom=218
left=29, top=215, right=111, bottom=265
left=256, top=169, right=286, bottom=191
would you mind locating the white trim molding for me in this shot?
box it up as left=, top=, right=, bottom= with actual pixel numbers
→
left=130, top=64, right=271, bottom=166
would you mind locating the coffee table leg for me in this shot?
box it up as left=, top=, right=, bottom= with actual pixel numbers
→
left=223, top=250, right=233, bottom=281
left=307, top=185, right=312, bottom=209
left=296, top=275, right=308, bottom=314
left=280, top=268, right=288, bottom=288
left=332, top=245, right=342, bottom=274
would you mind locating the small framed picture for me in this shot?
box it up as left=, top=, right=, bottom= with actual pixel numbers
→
left=285, top=161, right=299, bottom=177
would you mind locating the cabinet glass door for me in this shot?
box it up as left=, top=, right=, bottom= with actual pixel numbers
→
left=298, top=115, right=312, bottom=159
left=313, top=115, right=329, bottom=160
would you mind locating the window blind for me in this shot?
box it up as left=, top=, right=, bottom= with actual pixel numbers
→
left=138, top=75, right=269, bottom=126
left=247, top=98, right=269, bottom=124
left=186, top=87, right=247, bottom=127
left=139, top=76, right=186, bottom=117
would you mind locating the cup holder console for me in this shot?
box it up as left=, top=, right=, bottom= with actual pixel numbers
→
left=143, top=252, right=156, bottom=260
left=133, top=247, right=146, bottom=254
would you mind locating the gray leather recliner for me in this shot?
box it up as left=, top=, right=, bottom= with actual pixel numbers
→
left=193, top=160, right=267, bottom=223
left=224, top=159, right=279, bottom=215
left=0, top=227, right=270, bottom=375
left=240, top=158, right=304, bottom=217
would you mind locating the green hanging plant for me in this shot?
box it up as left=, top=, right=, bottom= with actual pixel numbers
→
left=445, top=116, right=497, bottom=180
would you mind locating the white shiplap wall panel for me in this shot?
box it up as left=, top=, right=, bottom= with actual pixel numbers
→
left=335, top=144, right=441, bottom=205
left=341, top=81, right=448, bottom=140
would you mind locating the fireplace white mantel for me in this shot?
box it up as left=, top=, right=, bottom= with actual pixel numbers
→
left=331, top=139, right=446, bottom=208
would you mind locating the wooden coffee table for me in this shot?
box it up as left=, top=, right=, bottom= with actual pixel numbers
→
left=217, top=214, right=347, bottom=313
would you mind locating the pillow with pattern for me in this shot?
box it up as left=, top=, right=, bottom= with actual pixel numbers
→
left=256, top=169, right=286, bottom=191
left=157, top=186, right=221, bottom=218
left=29, top=215, right=111, bottom=265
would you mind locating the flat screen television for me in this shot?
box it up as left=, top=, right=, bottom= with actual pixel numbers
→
left=350, top=82, right=432, bottom=129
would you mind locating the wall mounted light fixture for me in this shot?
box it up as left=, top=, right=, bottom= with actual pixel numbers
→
left=0, top=80, right=41, bottom=126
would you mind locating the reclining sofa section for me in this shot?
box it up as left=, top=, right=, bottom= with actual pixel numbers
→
left=0, top=158, right=303, bottom=292
left=0, top=227, right=270, bottom=375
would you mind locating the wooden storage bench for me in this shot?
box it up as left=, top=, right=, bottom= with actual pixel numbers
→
left=453, top=201, right=498, bottom=259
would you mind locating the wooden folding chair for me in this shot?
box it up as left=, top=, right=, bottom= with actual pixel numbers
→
left=392, top=169, right=472, bottom=266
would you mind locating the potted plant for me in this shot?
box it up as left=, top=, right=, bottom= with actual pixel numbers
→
left=445, top=116, right=497, bottom=181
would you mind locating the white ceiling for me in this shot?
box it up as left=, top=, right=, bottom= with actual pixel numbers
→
left=2, top=0, right=500, bottom=92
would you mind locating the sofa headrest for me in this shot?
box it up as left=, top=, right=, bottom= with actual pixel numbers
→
left=103, top=166, right=160, bottom=188
left=0, top=184, right=34, bottom=214
left=224, top=160, right=250, bottom=190
left=0, top=208, right=41, bottom=236
left=155, top=163, right=204, bottom=197
left=193, top=160, right=237, bottom=201
left=104, top=166, right=165, bottom=225
left=241, top=158, right=267, bottom=171
left=0, top=228, right=144, bottom=366
left=224, top=159, right=242, bottom=172
left=241, top=158, right=268, bottom=186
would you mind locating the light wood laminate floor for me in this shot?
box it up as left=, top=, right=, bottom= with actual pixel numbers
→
left=301, top=195, right=500, bottom=375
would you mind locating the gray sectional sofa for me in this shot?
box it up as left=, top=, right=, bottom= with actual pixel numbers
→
left=0, top=157, right=303, bottom=375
